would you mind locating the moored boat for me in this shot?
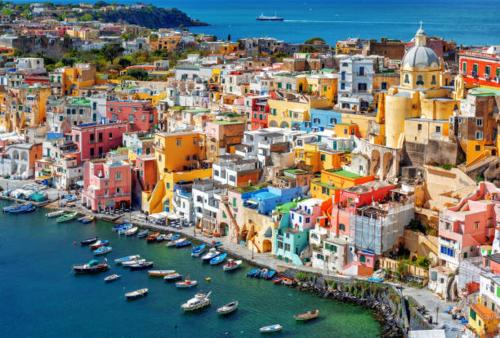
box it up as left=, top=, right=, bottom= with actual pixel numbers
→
left=56, top=211, right=78, bottom=223
left=201, top=248, right=220, bottom=262
left=293, top=309, right=319, bottom=322
left=124, top=226, right=138, bottom=236
left=113, top=223, right=131, bottom=232
left=78, top=215, right=95, bottom=224
left=117, top=223, right=133, bottom=235
left=181, top=292, right=211, bottom=312
left=125, top=288, right=148, bottom=300
left=73, top=259, right=109, bottom=274
left=46, top=210, right=65, bottom=218
left=122, top=258, right=146, bottom=267
left=80, top=236, right=98, bottom=246
left=191, top=244, right=206, bottom=257
left=163, top=272, right=182, bottom=281
left=137, top=229, right=149, bottom=238
left=156, top=234, right=168, bottom=242
left=175, top=278, right=198, bottom=288
left=93, top=246, right=112, bottom=256
left=259, top=324, right=283, bottom=334
left=89, top=240, right=110, bottom=250
left=175, top=240, right=192, bottom=248
left=217, top=301, right=239, bottom=315
left=247, top=268, right=261, bottom=278
left=210, top=252, right=227, bottom=265
left=104, top=274, right=121, bottom=283
left=129, top=261, right=153, bottom=271
left=3, top=203, right=36, bottom=214
left=114, top=255, right=140, bottom=264
left=223, top=259, right=242, bottom=272
left=147, top=232, right=160, bottom=243
left=148, top=270, right=176, bottom=278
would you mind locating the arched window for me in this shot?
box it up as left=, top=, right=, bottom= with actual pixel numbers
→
left=404, top=74, right=410, bottom=84
left=416, top=75, right=424, bottom=86
left=431, top=75, right=437, bottom=85
left=339, top=223, right=346, bottom=231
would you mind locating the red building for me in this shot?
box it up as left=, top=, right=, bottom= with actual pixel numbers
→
left=246, top=95, right=269, bottom=130
left=459, top=46, right=500, bottom=88
left=71, top=122, right=129, bottom=161
left=106, top=100, right=157, bottom=132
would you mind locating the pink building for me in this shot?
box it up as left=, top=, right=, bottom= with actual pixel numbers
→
left=71, top=122, right=129, bottom=161
left=438, top=181, right=499, bottom=269
left=106, top=100, right=157, bottom=132
left=82, top=156, right=132, bottom=212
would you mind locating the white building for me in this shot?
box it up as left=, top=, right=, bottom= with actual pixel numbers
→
left=337, top=56, right=374, bottom=111
left=15, top=57, right=45, bottom=74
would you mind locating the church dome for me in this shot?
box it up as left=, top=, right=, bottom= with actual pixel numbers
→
left=402, top=46, right=440, bottom=70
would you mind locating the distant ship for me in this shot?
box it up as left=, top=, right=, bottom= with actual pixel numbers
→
left=256, top=13, right=284, bottom=21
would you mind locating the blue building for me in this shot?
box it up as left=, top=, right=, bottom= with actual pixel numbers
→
left=308, top=109, right=343, bottom=131
left=243, top=186, right=303, bottom=215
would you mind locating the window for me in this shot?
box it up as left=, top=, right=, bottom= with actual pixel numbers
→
left=474, top=221, right=479, bottom=230
left=109, top=132, right=113, bottom=139
left=320, top=154, right=326, bottom=161
left=462, top=62, right=467, bottom=74
left=89, top=134, right=95, bottom=142
left=435, top=126, right=441, bottom=133
left=229, top=175, right=236, bottom=182
left=98, top=133, right=103, bottom=142
left=325, top=243, right=337, bottom=252
left=431, top=75, right=437, bottom=85
left=476, top=118, right=483, bottom=127
left=416, top=75, right=424, bottom=86
left=360, top=255, right=366, bottom=263
left=90, top=148, right=94, bottom=157
left=381, top=82, right=387, bottom=90
left=475, top=131, right=483, bottom=140
left=417, top=124, right=422, bottom=131
left=473, top=63, right=478, bottom=76
left=358, top=83, right=367, bottom=91
left=340, top=83, right=346, bottom=90
left=176, top=139, right=182, bottom=146
left=359, top=66, right=365, bottom=76
left=485, top=65, right=491, bottom=77
left=271, top=108, right=277, bottom=116
left=404, top=74, right=410, bottom=84
left=475, top=144, right=481, bottom=151
left=339, top=223, right=345, bottom=231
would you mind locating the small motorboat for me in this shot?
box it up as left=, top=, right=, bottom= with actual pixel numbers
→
left=293, top=309, right=319, bottom=322
left=46, top=210, right=65, bottom=218
left=114, top=255, right=140, bottom=264
left=117, top=224, right=133, bottom=235
left=223, top=259, right=242, bottom=272
left=212, top=241, right=223, bottom=248
left=56, top=211, right=78, bottom=223
left=73, top=259, right=109, bottom=274
left=217, top=301, right=239, bottom=315
left=156, top=234, right=168, bottom=242
left=169, top=234, right=181, bottom=242
left=163, top=272, right=182, bottom=282
left=147, top=232, right=160, bottom=243
left=113, top=223, right=131, bottom=232
left=124, top=227, right=138, bottom=236
left=260, top=324, right=283, bottom=334
left=210, top=252, right=227, bottom=265
left=93, top=246, right=112, bottom=256
left=191, top=244, right=206, bottom=257
left=104, top=274, right=121, bottom=283
left=4, top=203, right=36, bottom=214
left=89, top=240, right=110, bottom=250
left=247, top=268, right=261, bottom=278
left=175, top=240, right=192, bottom=248
left=272, top=277, right=283, bottom=285
left=281, top=277, right=296, bottom=287
left=205, top=277, right=212, bottom=282
left=148, top=270, right=176, bottom=278
left=122, top=258, right=146, bottom=267
left=175, top=278, right=198, bottom=288
left=166, top=237, right=185, bottom=247
left=129, top=261, right=154, bottom=271
left=78, top=215, right=95, bottom=224
left=181, top=292, right=211, bottom=312
left=125, top=288, right=148, bottom=300
left=80, top=236, right=98, bottom=246
left=165, top=233, right=174, bottom=241
left=260, top=269, right=276, bottom=280
left=137, top=229, right=149, bottom=238
left=201, top=248, right=220, bottom=262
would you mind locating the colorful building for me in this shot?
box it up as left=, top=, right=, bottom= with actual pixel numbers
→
left=71, top=122, right=129, bottom=161
left=459, top=46, right=500, bottom=89
left=106, top=100, right=157, bottom=132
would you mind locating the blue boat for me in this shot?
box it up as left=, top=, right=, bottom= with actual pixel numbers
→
left=262, top=269, right=276, bottom=280
left=170, top=234, right=181, bottom=242
left=176, top=240, right=192, bottom=248
left=210, top=252, right=227, bottom=265
left=116, top=224, right=133, bottom=235
left=191, top=244, right=206, bottom=257
left=113, top=223, right=132, bottom=232
left=93, top=246, right=112, bottom=256
left=3, top=203, right=36, bottom=214
left=246, top=268, right=260, bottom=278
left=212, top=241, right=223, bottom=248
left=137, top=230, right=149, bottom=238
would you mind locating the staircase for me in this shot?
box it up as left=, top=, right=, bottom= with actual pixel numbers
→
left=220, top=195, right=240, bottom=243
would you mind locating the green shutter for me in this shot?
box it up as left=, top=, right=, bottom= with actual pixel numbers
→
left=470, top=309, right=476, bottom=321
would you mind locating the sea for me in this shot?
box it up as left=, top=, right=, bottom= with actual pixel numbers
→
left=0, top=202, right=381, bottom=338
left=24, top=0, right=500, bottom=45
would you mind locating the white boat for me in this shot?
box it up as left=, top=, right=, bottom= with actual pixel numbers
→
left=201, top=248, right=220, bottom=262
left=223, top=259, right=242, bottom=272
left=181, top=292, right=211, bottom=312
left=125, top=288, right=148, bottom=300
left=104, top=274, right=121, bottom=283
left=124, top=227, right=138, bottom=236
left=260, top=324, right=283, bottom=334
left=166, top=237, right=185, bottom=247
left=114, top=255, right=141, bottom=264
left=122, top=258, right=146, bottom=267
left=46, top=210, right=65, bottom=218
left=217, top=301, right=239, bottom=315
left=163, top=272, right=182, bottom=281
left=175, top=279, right=198, bottom=288
left=148, top=270, right=176, bottom=277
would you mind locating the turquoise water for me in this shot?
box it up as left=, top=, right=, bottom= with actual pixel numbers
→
left=29, top=0, right=500, bottom=45
left=0, top=203, right=380, bottom=338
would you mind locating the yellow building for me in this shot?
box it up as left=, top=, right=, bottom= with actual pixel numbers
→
left=468, top=302, right=500, bottom=338
left=2, top=85, right=50, bottom=132
left=311, top=169, right=375, bottom=201
left=404, top=118, right=449, bottom=144
left=268, top=95, right=330, bottom=129
left=272, top=73, right=337, bottom=105
left=294, top=143, right=342, bottom=173
left=50, top=64, right=100, bottom=96
left=66, top=27, right=99, bottom=41
left=150, top=34, right=182, bottom=52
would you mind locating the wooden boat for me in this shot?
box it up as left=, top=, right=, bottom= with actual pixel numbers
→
left=217, top=301, right=239, bottom=315
left=56, top=211, right=78, bottom=223
left=210, top=252, right=227, bottom=265
left=201, top=248, right=220, bottom=262
left=125, top=288, right=148, bottom=300
left=181, top=292, right=211, bottom=312
left=191, top=244, right=206, bottom=257
left=163, top=272, right=182, bottom=281
left=104, top=274, right=121, bottom=283
left=73, top=260, right=109, bottom=274
left=89, top=240, right=110, bottom=250
left=114, top=255, right=140, bottom=264
left=281, top=277, right=296, bottom=287
left=78, top=215, right=95, bottom=224
left=93, top=246, right=112, bottom=256
left=175, top=240, right=192, bottom=248
left=147, top=232, right=160, bottom=243
left=148, top=270, right=176, bottom=278
left=80, top=236, right=98, bottom=246
left=272, top=277, right=283, bottom=285
left=260, top=324, right=283, bottom=334
left=137, top=229, right=149, bottom=238
left=293, top=309, right=319, bottom=322
left=175, top=278, right=198, bottom=288
left=124, top=227, right=138, bottom=236
left=46, top=210, right=65, bottom=218
left=129, top=261, right=154, bottom=271
left=122, top=258, right=146, bottom=267
left=3, top=203, right=36, bottom=214
left=223, top=259, right=242, bottom=272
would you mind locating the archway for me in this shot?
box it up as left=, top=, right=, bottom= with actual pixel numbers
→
left=269, top=120, right=278, bottom=128
left=219, top=222, right=229, bottom=237
left=370, top=150, right=381, bottom=176
left=382, top=152, right=394, bottom=180
left=280, top=121, right=289, bottom=128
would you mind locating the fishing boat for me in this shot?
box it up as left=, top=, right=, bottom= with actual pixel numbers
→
left=56, top=211, right=78, bottom=223
left=125, top=288, right=148, bottom=300
left=217, top=301, right=239, bottom=315
left=191, top=244, right=206, bottom=257
left=259, top=324, right=283, bottom=334
left=166, top=236, right=185, bottom=247
left=114, top=255, right=140, bottom=264
left=137, top=229, right=149, bottom=238
left=256, top=13, right=284, bottom=21
left=46, top=210, right=65, bottom=218
left=247, top=268, right=261, bottom=278
left=210, top=252, right=227, bottom=265
left=124, top=226, right=138, bottom=236
left=93, top=246, right=112, bottom=256
left=175, top=277, right=198, bottom=288
left=129, top=261, right=154, bottom=271
left=293, top=309, right=320, bottom=322
left=80, top=236, right=98, bottom=246
left=113, top=223, right=131, bottom=232
left=104, top=274, right=121, bottom=283
left=181, top=292, right=211, bottom=312
left=3, top=203, right=36, bottom=214
left=78, top=215, right=95, bottom=224
left=117, top=224, right=133, bottom=235
left=201, top=248, right=220, bottom=262
left=146, top=232, right=160, bottom=243
left=223, top=259, right=242, bottom=272
left=122, top=258, right=146, bottom=267
left=156, top=234, right=168, bottom=242
left=89, top=240, right=110, bottom=250
left=148, top=270, right=176, bottom=278
left=73, top=259, right=109, bottom=274
left=260, top=269, right=277, bottom=280
left=175, top=240, right=192, bottom=248
left=163, top=272, right=182, bottom=281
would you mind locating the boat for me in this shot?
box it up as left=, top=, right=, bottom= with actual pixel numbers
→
left=169, top=234, right=181, bottom=242
left=281, top=277, right=296, bottom=287
left=201, top=248, right=220, bottom=262
left=117, top=223, right=133, bottom=235
left=46, top=210, right=65, bottom=218
left=256, top=13, right=284, bottom=21
left=124, top=227, right=138, bottom=236
left=191, top=244, right=206, bottom=257
left=217, top=301, right=239, bottom=315
left=147, top=232, right=160, bottom=243
left=272, top=277, right=283, bottom=285
left=163, top=272, right=182, bottom=281
left=129, top=261, right=154, bottom=271
left=114, top=255, right=140, bottom=264
left=175, top=240, right=192, bottom=248
left=3, top=203, right=36, bottom=214
left=137, top=229, right=149, bottom=238
left=367, top=276, right=384, bottom=283
left=78, top=215, right=95, bottom=224
left=165, top=233, right=174, bottom=241
left=93, top=246, right=112, bottom=256
left=148, top=270, right=176, bottom=278
left=293, top=309, right=319, bottom=322
left=210, top=252, right=227, bottom=265
left=223, top=259, right=242, bottom=272
left=259, top=324, right=283, bottom=334
left=205, top=277, right=212, bottom=282
left=104, top=274, right=121, bottom=283
left=212, top=241, right=223, bottom=248
left=125, top=288, right=148, bottom=300
left=80, top=236, right=98, bottom=246
left=122, top=258, right=146, bottom=267
left=113, top=223, right=131, bottom=232
left=181, top=292, right=211, bottom=312
left=56, top=211, right=78, bottom=223
left=156, top=234, right=168, bottom=242
left=247, top=268, right=261, bottom=278
left=175, top=278, right=198, bottom=288
left=89, top=240, right=110, bottom=250
left=73, top=259, right=109, bottom=274
left=260, top=269, right=276, bottom=280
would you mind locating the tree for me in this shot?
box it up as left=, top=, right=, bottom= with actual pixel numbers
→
left=118, top=57, right=132, bottom=68
left=304, top=37, right=326, bottom=45
left=101, top=44, right=124, bottom=62
left=126, top=69, right=149, bottom=81
left=80, top=13, right=94, bottom=22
